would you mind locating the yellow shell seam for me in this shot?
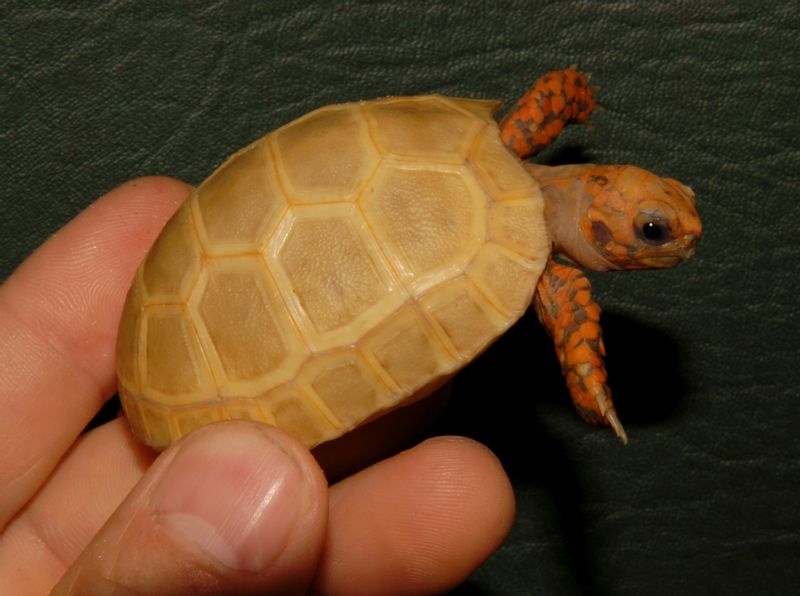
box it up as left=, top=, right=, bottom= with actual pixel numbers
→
left=355, top=342, right=404, bottom=394
left=295, top=382, right=344, bottom=430
left=132, top=268, right=147, bottom=391
left=181, top=205, right=224, bottom=397
left=411, top=299, right=462, bottom=362
left=136, top=391, right=225, bottom=410
left=241, top=141, right=305, bottom=354
left=461, top=260, right=513, bottom=320
left=189, top=190, right=212, bottom=255
left=438, top=96, right=501, bottom=125
left=268, top=134, right=290, bottom=205
left=183, top=197, right=212, bottom=303
left=253, top=252, right=315, bottom=356
left=354, top=176, right=413, bottom=298
left=349, top=118, right=419, bottom=301
left=360, top=102, right=383, bottom=168
left=165, top=400, right=182, bottom=444
left=361, top=99, right=470, bottom=166
left=270, top=104, right=380, bottom=204
left=138, top=309, right=151, bottom=405
left=259, top=210, right=312, bottom=346
left=465, top=136, right=498, bottom=247
left=252, top=397, right=277, bottom=425
left=257, top=211, right=316, bottom=356
left=258, top=138, right=290, bottom=255
left=409, top=130, right=491, bottom=363
left=141, top=209, right=205, bottom=308
left=467, top=244, right=539, bottom=318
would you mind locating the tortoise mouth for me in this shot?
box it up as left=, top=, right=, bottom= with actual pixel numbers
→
left=638, top=254, right=684, bottom=268
left=637, top=234, right=699, bottom=268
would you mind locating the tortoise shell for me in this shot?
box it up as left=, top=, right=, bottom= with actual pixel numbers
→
left=116, top=95, right=550, bottom=450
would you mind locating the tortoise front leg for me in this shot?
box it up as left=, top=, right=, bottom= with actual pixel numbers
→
left=499, top=68, right=596, bottom=160
left=533, top=258, right=628, bottom=444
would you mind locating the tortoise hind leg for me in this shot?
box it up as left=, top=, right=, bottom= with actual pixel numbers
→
left=499, top=68, right=596, bottom=160
left=533, top=258, right=628, bottom=444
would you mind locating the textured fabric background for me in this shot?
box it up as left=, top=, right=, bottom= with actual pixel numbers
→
left=2, top=2, right=798, bottom=594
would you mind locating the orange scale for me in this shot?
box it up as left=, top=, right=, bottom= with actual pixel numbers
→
left=529, top=103, right=546, bottom=124
left=579, top=321, right=599, bottom=341
left=546, top=76, right=563, bottom=95
left=574, top=289, right=592, bottom=306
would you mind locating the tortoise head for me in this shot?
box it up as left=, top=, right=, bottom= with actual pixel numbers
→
left=580, top=165, right=702, bottom=270
left=534, top=164, right=702, bottom=271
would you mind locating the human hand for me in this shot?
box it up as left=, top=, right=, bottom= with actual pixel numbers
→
left=0, top=177, right=515, bottom=594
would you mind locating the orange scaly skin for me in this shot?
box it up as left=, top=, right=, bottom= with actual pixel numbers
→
left=499, top=68, right=595, bottom=159
left=500, top=68, right=627, bottom=441
left=498, top=69, right=700, bottom=442
left=527, top=164, right=699, bottom=443
left=533, top=259, right=627, bottom=443
left=500, top=69, right=701, bottom=442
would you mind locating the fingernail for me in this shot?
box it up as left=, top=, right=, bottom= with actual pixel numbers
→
left=154, top=424, right=309, bottom=571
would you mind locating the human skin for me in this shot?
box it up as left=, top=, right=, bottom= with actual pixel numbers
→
left=0, top=177, right=515, bottom=595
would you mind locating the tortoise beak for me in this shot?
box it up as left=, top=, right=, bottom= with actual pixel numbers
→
left=638, top=233, right=700, bottom=268
left=677, top=230, right=700, bottom=258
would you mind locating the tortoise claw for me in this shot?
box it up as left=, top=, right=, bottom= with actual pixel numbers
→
left=605, top=407, right=628, bottom=446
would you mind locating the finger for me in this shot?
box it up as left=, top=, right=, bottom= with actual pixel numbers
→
left=52, top=421, right=328, bottom=595
left=0, top=177, right=190, bottom=528
left=0, top=419, right=154, bottom=593
left=2, top=415, right=513, bottom=593
left=0, top=395, right=449, bottom=593
left=314, top=436, right=515, bottom=594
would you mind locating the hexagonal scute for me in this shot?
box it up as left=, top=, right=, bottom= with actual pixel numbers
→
left=190, top=256, right=307, bottom=396
left=299, top=349, right=394, bottom=429
left=142, top=305, right=217, bottom=406
left=365, top=96, right=484, bottom=161
left=272, top=105, right=379, bottom=203
left=469, top=125, right=540, bottom=201
left=270, top=204, right=406, bottom=351
left=193, top=139, right=286, bottom=256
left=142, top=205, right=203, bottom=304
left=360, top=162, right=487, bottom=293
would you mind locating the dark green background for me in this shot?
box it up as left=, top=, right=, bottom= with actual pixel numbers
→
left=2, top=2, right=798, bottom=594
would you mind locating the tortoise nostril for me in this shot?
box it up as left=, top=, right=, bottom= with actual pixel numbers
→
left=680, top=233, right=699, bottom=256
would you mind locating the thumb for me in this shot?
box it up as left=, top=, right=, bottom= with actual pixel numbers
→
left=54, top=421, right=328, bottom=595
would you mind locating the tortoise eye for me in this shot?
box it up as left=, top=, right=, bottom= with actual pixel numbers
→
left=639, top=220, right=670, bottom=245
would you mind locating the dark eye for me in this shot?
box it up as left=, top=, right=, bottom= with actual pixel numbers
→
left=643, top=221, right=664, bottom=240
left=639, top=220, right=671, bottom=245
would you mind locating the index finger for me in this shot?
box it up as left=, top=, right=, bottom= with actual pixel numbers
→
left=0, top=177, right=190, bottom=529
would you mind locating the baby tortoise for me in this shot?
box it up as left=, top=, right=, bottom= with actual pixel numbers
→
left=116, top=68, right=701, bottom=450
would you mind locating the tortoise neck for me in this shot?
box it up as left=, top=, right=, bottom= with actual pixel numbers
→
left=526, top=164, right=620, bottom=272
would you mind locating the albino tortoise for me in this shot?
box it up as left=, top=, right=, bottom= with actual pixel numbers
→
left=116, top=68, right=702, bottom=450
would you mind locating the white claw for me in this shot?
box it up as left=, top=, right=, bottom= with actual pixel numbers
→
left=605, top=408, right=629, bottom=446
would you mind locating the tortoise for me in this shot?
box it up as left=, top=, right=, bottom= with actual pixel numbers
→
left=116, top=68, right=702, bottom=451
